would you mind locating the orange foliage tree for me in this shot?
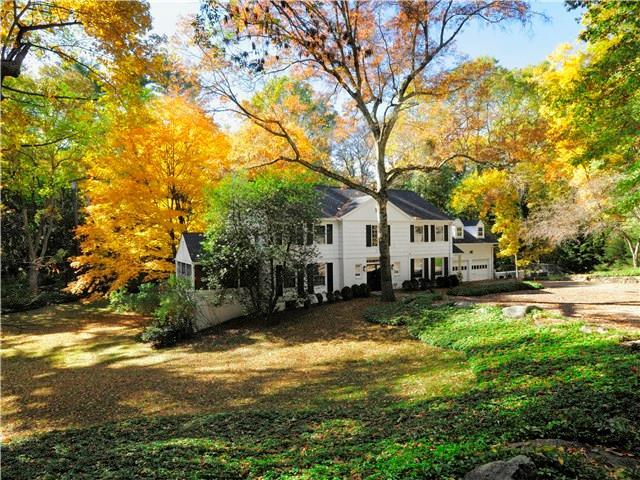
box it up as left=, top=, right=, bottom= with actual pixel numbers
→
left=70, top=95, right=229, bottom=293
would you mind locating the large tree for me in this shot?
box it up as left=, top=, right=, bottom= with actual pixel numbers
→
left=1, top=67, right=97, bottom=295
left=203, top=171, right=320, bottom=321
left=195, top=0, right=530, bottom=301
left=1, top=0, right=153, bottom=98
left=70, top=94, right=229, bottom=293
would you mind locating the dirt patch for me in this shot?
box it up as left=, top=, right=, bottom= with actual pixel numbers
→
left=1, top=299, right=472, bottom=442
left=464, top=281, right=640, bottom=331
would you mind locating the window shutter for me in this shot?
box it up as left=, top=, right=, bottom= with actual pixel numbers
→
left=444, top=257, right=449, bottom=276
left=430, top=225, right=435, bottom=242
left=276, top=265, right=284, bottom=297
left=366, top=225, right=372, bottom=247
left=306, top=223, right=313, bottom=245
left=423, top=226, right=428, bottom=242
left=388, top=225, right=391, bottom=246
left=326, top=224, right=333, bottom=244
left=410, top=259, right=415, bottom=278
left=430, top=257, right=436, bottom=279
left=423, top=258, right=428, bottom=279
left=444, top=225, right=449, bottom=241
left=296, top=225, right=304, bottom=245
left=410, top=225, right=414, bottom=243
left=297, top=268, right=305, bottom=295
left=327, top=263, right=333, bottom=292
left=306, top=264, right=315, bottom=293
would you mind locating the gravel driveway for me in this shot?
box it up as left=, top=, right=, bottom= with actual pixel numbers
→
left=471, top=280, right=640, bottom=330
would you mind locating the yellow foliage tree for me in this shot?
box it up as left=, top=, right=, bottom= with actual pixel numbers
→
left=70, top=95, right=229, bottom=293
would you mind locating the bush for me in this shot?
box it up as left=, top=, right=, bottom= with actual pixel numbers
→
left=141, top=276, right=195, bottom=348
left=315, top=292, right=324, bottom=304
left=402, top=280, right=412, bottom=291
left=333, top=290, right=342, bottom=301
left=359, top=283, right=371, bottom=297
left=109, top=283, right=160, bottom=315
left=341, top=286, right=353, bottom=300
left=447, top=280, right=543, bottom=297
left=302, top=296, right=311, bottom=309
left=326, top=291, right=335, bottom=303
left=448, top=274, right=460, bottom=287
left=418, top=278, right=428, bottom=291
left=410, top=278, right=420, bottom=290
left=351, top=284, right=361, bottom=297
left=285, top=299, right=297, bottom=310
left=435, top=276, right=450, bottom=288
left=1, top=278, right=78, bottom=313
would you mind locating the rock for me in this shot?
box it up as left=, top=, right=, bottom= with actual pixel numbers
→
left=464, top=455, right=535, bottom=480
left=502, top=306, right=531, bottom=319
left=580, top=326, right=593, bottom=334
left=621, top=339, right=640, bottom=351
left=454, top=301, right=475, bottom=307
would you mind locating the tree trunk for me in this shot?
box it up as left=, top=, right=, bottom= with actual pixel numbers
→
left=28, top=262, right=39, bottom=296
left=377, top=197, right=395, bottom=302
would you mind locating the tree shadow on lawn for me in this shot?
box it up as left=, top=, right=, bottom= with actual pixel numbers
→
left=3, top=359, right=638, bottom=480
left=3, top=316, right=639, bottom=479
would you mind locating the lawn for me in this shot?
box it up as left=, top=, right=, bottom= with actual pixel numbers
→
left=3, top=294, right=639, bottom=479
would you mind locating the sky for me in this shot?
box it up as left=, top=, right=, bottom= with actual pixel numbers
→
left=149, top=0, right=584, bottom=70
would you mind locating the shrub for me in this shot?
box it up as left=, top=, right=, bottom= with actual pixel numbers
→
left=359, top=283, right=371, bottom=297
left=333, top=290, right=342, bottom=301
left=447, top=280, right=543, bottom=297
left=410, top=278, right=420, bottom=290
left=352, top=284, right=362, bottom=297
left=418, top=278, right=428, bottom=291
left=435, top=276, right=450, bottom=288
left=302, top=297, right=311, bottom=309
left=341, top=286, right=353, bottom=300
left=315, top=292, right=324, bottom=304
left=109, top=283, right=160, bottom=315
left=448, top=274, right=460, bottom=287
left=141, top=276, right=195, bottom=348
left=402, top=280, right=412, bottom=291
left=326, top=291, right=335, bottom=303
left=285, top=299, right=297, bottom=310
left=363, top=293, right=442, bottom=325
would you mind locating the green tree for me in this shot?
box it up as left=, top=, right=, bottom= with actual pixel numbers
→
left=203, top=172, right=321, bottom=321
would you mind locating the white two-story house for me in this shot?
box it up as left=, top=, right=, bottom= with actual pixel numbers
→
left=175, top=186, right=497, bottom=294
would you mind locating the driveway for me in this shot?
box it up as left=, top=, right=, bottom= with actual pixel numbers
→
left=470, top=280, right=640, bottom=330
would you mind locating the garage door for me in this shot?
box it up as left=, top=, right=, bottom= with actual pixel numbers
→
left=470, top=259, right=490, bottom=281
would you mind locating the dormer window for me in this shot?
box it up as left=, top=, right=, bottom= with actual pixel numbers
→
left=455, top=226, right=463, bottom=238
left=477, top=226, right=484, bottom=238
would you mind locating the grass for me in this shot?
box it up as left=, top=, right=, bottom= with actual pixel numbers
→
left=447, top=280, right=543, bottom=297
left=3, top=298, right=639, bottom=479
left=588, top=267, right=640, bottom=277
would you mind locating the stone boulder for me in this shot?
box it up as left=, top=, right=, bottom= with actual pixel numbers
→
left=464, top=455, right=535, bottom=480
left=502, top=306, right=534, bottom=319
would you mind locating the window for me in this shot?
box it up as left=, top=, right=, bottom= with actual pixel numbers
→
left=313, top=263, right=326, bottom=286
left=177, top=261, right=192, bottom=278
left=472, top=264, right=488, bottom=270
left=392, top=262, right=400, bottom=275
left=434, top=225, right=445, bottom=241
left=455, top=226, right=463, bottom=238
left=412, top=259, right=423, bottom=278
left=434, top=257, right=443, bottom=276
left=477, top=226, right=484, bottom=237
left=415, top=225, right=425, bottom=242
left=314, top=225, right=326, bottom=244
left=366, top=224, right=378, bottom=246
left=355, top=264, right=362, bottom=278
left=284, top=267, right=297, bottom=288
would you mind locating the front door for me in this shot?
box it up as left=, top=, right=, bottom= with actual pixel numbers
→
left=366, top=262, right=381, bottom=291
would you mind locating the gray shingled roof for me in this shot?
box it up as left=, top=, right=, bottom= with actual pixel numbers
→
left=461, top=219, right=480, bottom=226
left=453, top=230, right=497, bottom=244
left=316, top=186, right=452, bottom=220
left=452, top=245, right=464, bottom=254
left=182, top=232, right=205, bottom=262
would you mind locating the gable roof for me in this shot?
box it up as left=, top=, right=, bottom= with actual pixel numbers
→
left=452, top=245, right=464, bottom=254
left=461, top=219, right=480, bottom=226
left=182, top=232, right=205, bottom=262
left=316, top=186, right=451, bottom=220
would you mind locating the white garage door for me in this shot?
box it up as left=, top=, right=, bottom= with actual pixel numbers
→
left=470, top=259, right=490, bottom=281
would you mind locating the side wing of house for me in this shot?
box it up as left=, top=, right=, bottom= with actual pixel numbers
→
left=451, top=219, right=497, bottom=281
